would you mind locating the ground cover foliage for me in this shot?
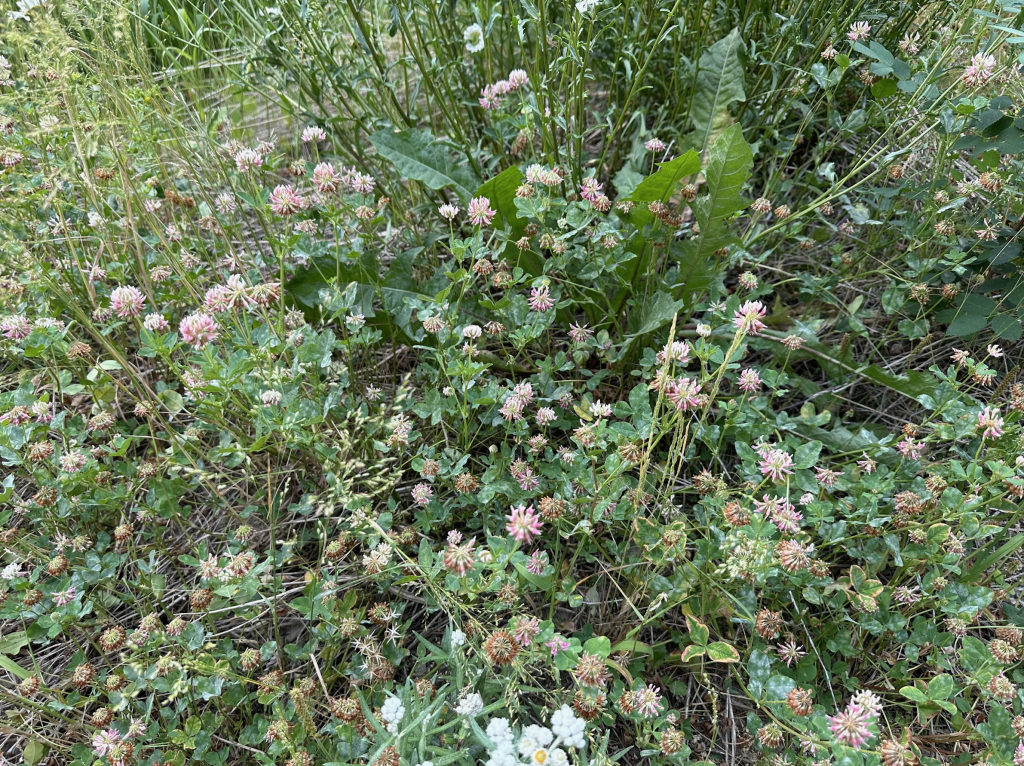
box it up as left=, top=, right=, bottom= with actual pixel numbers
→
left=1, top=1, right=1024, bottom=766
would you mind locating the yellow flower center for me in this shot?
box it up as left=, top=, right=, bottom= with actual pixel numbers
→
left=533, top=749, right=548, bottom=765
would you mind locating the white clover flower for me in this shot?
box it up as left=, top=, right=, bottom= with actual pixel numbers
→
left=550, top=705, right=585, bottom=748
left=463, top=23, right=484, bottom=53
left=455, top=692, right=483, bottom=716
left=451, top=628, right=466, bottom=647
left=575, top=0, right=600, bottom=13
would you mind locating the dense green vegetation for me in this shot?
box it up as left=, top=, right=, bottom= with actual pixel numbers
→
left=0, top=1, right=1023, bottom=766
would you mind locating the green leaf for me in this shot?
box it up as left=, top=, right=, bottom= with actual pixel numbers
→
left=418, top=538, right=433, bottom=571
left=990, top=313, right=1022, bottom=341
left=0, top=630, right=28, bottom=655
left=583, top=636, right=612, bottom=657
left=628, top=290, right=686, bottom=337
left=977, top=703, right=1018, bottom=757
left=183, top=621, right=206, bottom=651
left=476, top=167, right=544, bottom=275
left=513, top=561, right=553, bottom=591
left=681, top=644, right=706, bottom=662
left=150, top=573, right=166, bottom=598
left=962, top=534, right=1024, bottom=584
left=746, top=649, right=772, bottom=697
left=612, top=150, right=703, bottom=326
left=476, top=166, right=527, bottom=236
left=927, top=674, right=954, bottom=700
left=677, top=123, right=753, bottom=283
left=858, top=579, right=884, bottom=598
left=286, top=254, right=370, bottom=314
left=871, top=79, right=898, bottom=98
left=859, top=365, right=940, bottom=401
left=899, top=685, right=928, bottom=702
left=693, top=123, right=752, bottom=228
left=946, top=311, right=988, bottom=337
left=370, top=129, right=481, bottom=203
left=706, top=641, right=740, bottom=663
left=625, top=150, right=701, bottom=229
left=0, top=655, right=29, bottom=679
left=629, top=383, right=653, bottom=438
left=940, top=583, right=993, bottom=616
left=610, top=639, right=653, bottom=654
left=690, top=28, right=746, bottom=153
left=612, top=165, right=645, bottom=197
left=790, top=422, right=886, bottom=457
left=853, top=41, right=894, bottom=65
left=898, top=318, right=929, bottom=340
left=287, top=250, right=430, bottom=342
left=685, top=614, right=709, bottom=646
left=381, top=250, right=430, bottom=316
left=413, top=388, right=445, bottom=425
left=792, top=440, right=823, bottom=470
left=23, top=741, right=47, bottom=766
left=158, top=389, right=185, bottom=415
left=764, top=673, right=796, bottom=699
left=849, top=565, right=868, bottom=591
left=945, top=293, right=997, bottom=337
left=927, top=523, right=950, bottom=544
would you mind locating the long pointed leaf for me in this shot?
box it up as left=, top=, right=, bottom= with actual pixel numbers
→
left=690, top=28, right=746, bottom=153
left=625, top=150, right=701, bottom=229
left=675, top=123, right=752, bottom=291
left=370, top=128, right=481, bottom=203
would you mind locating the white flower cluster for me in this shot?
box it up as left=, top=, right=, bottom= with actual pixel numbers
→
left=1, top=562, right=23, bottom=580
left=463, top=23, right=484, bottom=53
left=481, top=706, right=586, bottom=766
left=380, top=696, right=405, bottom=734
left=455, top=692, right=483, bottom=716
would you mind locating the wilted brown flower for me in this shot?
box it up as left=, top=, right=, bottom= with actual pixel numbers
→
left=786, top=687, right=813, bottom=716
left=755, top=608, right=784, bottom=640
left=572, top=689, right=606, bottom=721
left=190, top=588, right=213, bottom=611
left=71, top=662, right=95, bottom=689
left=99, top=625, right=127, bottom=652
left=723, top=501, right=749, bottom=527
left=483, top=630, right=519, bottom=665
